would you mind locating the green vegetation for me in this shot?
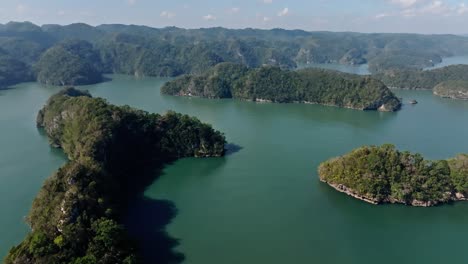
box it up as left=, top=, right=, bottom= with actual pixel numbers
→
left=162, top=63, right=401, bottom=111
left=5, top=87, right=225, bottom=264
left=319, top=144, right=468, bottom=206
left=0, top=55, right=34, bottom=89
left=433, top=80, right=468, bottom=100
left=2, top=21, right=468, bottom=87
left=35, top=40, right=103, bottom=86
left=374, top=65, right=468, bottom=89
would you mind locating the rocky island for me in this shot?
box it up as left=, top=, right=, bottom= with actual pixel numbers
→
left=433, top=80, right=468, bottom=100
left=162, top=63, right=402, bottom=112
left=319, top=144, right=468, bottom=207
left=5, top=88, right=226, bottom=264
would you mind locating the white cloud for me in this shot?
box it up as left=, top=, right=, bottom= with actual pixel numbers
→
left=388, top=0, right=422, bottom=8
left=278, top=7, right=289, bottom=17
left=127, top=0, right=136, bottom=6
left=263, top=16, right=271, bottom=22
left=57, top=10, right=66, bottom=16
left=375, top=13, right=390, bottom=19
left=230, top=7, right=240, bottom=13
left=160, top=11, right=176, bottom=19
left=16, top=4, right=27, bottom=14
left=203, top=14, right=217, bottom=21
left=457, top=3, right=468, bottom=15
left=262, top=0, right=273, bottom=4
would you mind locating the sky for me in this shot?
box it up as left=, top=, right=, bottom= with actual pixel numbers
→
left=1, top=0, right=468, bottom=34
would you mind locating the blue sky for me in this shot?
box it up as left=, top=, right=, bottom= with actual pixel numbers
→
left=1, top=0, right=468, bottom=33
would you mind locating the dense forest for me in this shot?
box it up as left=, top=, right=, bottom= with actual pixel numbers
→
left=375, top=65, right=468, bottom=89
left=35, top=40, right=103, bottom=85
left=162, top=63, right=401, bottom=111
left=433, top=80, right=468, bottom=100
left=319, top=144, right=468, bottom=206
left=5, top=88, right=225, bottom=264
left=1, top=21, right=468, bottom=87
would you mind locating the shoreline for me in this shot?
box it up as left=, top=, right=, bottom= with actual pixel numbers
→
left=320, top=179, right=468, bottom=207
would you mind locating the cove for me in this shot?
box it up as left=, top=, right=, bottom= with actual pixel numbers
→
left=1, top=75, right=468, bottom=263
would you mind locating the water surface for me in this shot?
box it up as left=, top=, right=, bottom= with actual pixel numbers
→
left=1, top=75, right=468, bottom=263
left=424, top=55, right=468, bottom=70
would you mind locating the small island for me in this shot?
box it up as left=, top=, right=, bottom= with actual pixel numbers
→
left=319, top=144, right=468, bottom=207
left=5, top=88, right=226, bottom=264
left=162, top=63, right=402, bottom=112
left=433, top=80, right=468, bottom=100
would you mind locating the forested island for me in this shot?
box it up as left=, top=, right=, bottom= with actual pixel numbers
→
left=2, top=21, right=468, bottom=87
left=433, top=80, right=468, bottom=100
left=162, top=63, right=401, bottom=111
left=319, top=144, right=468, bottom=207
left=375, top=64, right=468, bottom=90
left=5, top=88, right=225, bottom=264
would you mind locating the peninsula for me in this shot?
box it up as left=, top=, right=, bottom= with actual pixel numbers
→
left=319, top=144, right=468, bottom=207
left=5, top=88, right=226, bottom=264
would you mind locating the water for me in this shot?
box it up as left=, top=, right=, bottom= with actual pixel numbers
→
left=1, top=75, right=468, bottom=263
left=297, top=63, right=370, bottom=75
left=424, top=55, right=468, bottom=70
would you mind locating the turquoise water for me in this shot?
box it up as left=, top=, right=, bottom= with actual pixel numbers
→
left=1, top=75, right=468, bottom=263
left=424, top=55, right=468, bottom=70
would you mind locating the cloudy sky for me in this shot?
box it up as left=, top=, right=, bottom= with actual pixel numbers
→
left=1, top=0, right=468, bottom=34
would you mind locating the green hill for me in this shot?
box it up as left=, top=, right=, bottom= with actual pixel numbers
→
left=5, top=88, right=225, bottom=264
left=35, top=40, right=103, bottom=86
left=433, top=80, right=468, bottom=100
left=162, top=63, right=401, bottom=111
left=319, top=144, right=468, bottom=206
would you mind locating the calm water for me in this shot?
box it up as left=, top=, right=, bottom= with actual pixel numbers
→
left=2, top=75, right=468, bottom=263
left=424, top=55, right=468, bottom=70
left=298, top=63, right=370, bottom=75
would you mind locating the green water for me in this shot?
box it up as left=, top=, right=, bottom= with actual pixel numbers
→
left=2, top=75, right=468, bottom=263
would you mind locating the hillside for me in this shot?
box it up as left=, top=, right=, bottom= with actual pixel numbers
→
left=5, top=88, right=225, bottom=264
left=35, top=40, right=103, bottom=86
left=319, top=145, right=468, bottom=206
left=433, top=80, right=468, bottom=100
left=162, top=63, right=401, bottom=111
left=1, top=21, right=468, bottom=87
left=374, top=64, right=468, bottom=89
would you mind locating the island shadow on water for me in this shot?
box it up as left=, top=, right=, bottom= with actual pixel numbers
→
left=122, top=162, right=185, bottom=264
left=123, top=143, right=242, bottom=264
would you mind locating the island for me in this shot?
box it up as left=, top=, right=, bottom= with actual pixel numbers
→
left=374, top=64, right=468, bottom=90
left=5, top=88, right=226, bottom=264
left=318, top=144, right=468, bottom=206
left=162, top=63, right=401, bottom=111
left=433, top=80, right=468, bottom=100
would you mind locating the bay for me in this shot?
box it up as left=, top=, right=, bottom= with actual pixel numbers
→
left=1, top=75, right=468, bottom=263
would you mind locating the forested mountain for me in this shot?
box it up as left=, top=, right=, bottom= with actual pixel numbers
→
left=35, top=40, right=103, bottom=85
left=5, top=88, right=225, bottom=264
left=162, top=63, right=401, bottom=111
left=319, top=144, right=468, bottom=206
left=1, top=21, right=468, bottom=88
